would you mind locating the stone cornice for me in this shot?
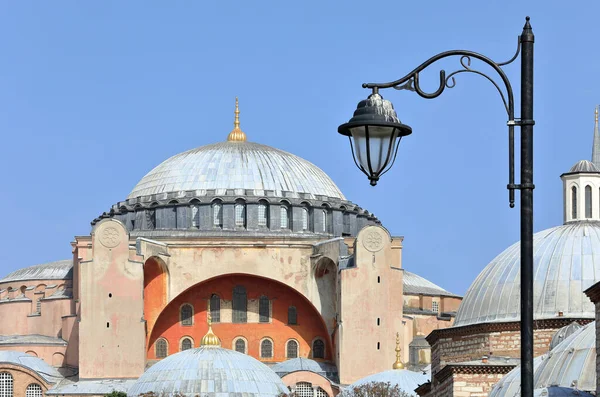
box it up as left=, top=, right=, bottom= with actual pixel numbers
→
left=435, top=363, right=515, bottom=383
left=584, top=281, right=600, bottom=303
left=427, top=318, right=594, bottom=345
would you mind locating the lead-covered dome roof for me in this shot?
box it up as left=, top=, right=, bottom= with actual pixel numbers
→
left=127, top=346, right=289, bottom=397
left=128, top=141, right=345, bottom=200
left=568, top=160, right=600, bottom=173
left=454, top=222, right=600, bottom=327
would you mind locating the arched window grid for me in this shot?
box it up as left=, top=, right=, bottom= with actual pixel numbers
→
left=260, top=338, right=274, bottom=359
left=235, top=201, right=246, bottom=228
left=232, top=286, right=247, bottom=323
left=288, top=306, right=298, bottom=325
left=0, top=372, right=13, bottom=397
left=25, top=384, right=42, bottom=397
left=280, top=205, right=290, bottom=229
left=286, top=339, right=299, bottom=359
left=210, top=294, right=221, bottom=323
left=180, top=337, right=193, bottom=351
left=259, top=295, right=270, bottom=323
left=572, top=186, right=578, bottom=219
left=295, top=382, right=313, bottom=397
left=180, top=303, right=194, bottom=326
left=316, top=387, right=329, bottom=397
left=312, top=338, right=325, bottom=359
left=233, top=337, right=247, bottom=354
left=258, top=201, right=269, bottom=227
left=212, top=201, right=223, bottom=227
left=155, top=338, right=168, bottom=358
left=585, top=185, right=593, bottom=218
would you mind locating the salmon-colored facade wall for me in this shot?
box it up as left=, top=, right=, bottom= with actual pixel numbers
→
left=148, top=274, right=332, bottom=364
left=282, top=371, right=338, bottom=396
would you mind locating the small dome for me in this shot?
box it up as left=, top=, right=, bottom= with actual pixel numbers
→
left=489, top=355, right=548, bottom=397
left=0, top=260, right=73, bottom=284
left=569, top=160, right=600, bottom=173
left=271, top=357, right=337, bottom=379
left=454, top=222, right=600, bottom=327
left=534, top=387, right=594, bottom=397
left=128, top=346, right=288, bottom=397
left=343, top=370, right=428, bottom=397
left=535, top=322, right=595, bottom=392
left=549, top=322, right=582, bottom=350
left=128, top=141, right=345, bottom=200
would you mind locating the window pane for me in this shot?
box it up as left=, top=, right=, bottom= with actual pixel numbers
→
left=287, top=340, right=298, bottom=358
left=213, top=203, right=222, bottom=226
left=235, top=339, right=246, bottom=353
left=146, top=209, right=156, bottom=230
left=322, top=210, right=327, bottom=232
left=192, top=205, right=199, bottom=228
left=233, top=286, right=247, bottom=323
left=235, top=204, right=245, bottom=227
left=181, top=338, right=192, bottom=351
left=180, top=304, right=193, bottom=326
left=259, top=296, right=270, bottom=323
left=302, top=208, right=308, bottom=230
left=280, top=206, right=288, bottom=229
left=156, top=339, right=167, bottom=358
left=25, top=384, right=41, bottom=397
left=586, top=185, right=592, bottom=218
left=288, top=306, right=297, bottom=325
left=313, top=339, right=325, bottom=359
left=343, top=212, right=350, bottom=235
left=261, top=340, right=273, bottom=358
left=0, top=373, right=13, bottom=397
left=432, top=301, right=439, bottom=313
left=316, top=387, right=329, bottom=397
left=572, top=187, right=577, bottom=219
left=258, top=204, right=267, bottom=226
left=296, top=382, right=312, bottom=397
left=210, top=294, right=221, bottom=323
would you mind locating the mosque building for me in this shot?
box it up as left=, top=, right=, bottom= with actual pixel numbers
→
left=0, top=99, right=461, bottom=397
left=417, top=108, right=600, bottom=397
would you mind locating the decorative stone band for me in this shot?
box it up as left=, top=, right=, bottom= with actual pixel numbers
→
left=435, top=363, right=515, bottom=383
left=426, top=318, right=593, bottom=345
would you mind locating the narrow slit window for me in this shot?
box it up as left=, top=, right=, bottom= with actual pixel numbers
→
left=585, top=185, right=592, bottom=218
left=572, top=186, right=578, bottom=219
left=280, top=205, right=289, bottom=229
left=259, top=296, right=270, bottom=323
left=302, top=208, right=309, bottom=230
left=235, top=202, right=246, bottom=227
left=191, top=205, right=200, bottom=228
left=258, top=202, right=268, bottom=227
left=213, top=202, right=223, bottom=227
left=210, top=294, right=221, bottom=323
left=233, top=286, right=247, bottom=323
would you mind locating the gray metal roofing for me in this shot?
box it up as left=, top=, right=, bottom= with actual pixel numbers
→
left=270, top=357, right=337, bottom=375
left=128, top=141, right=345, bottom=200
left=128, top=346, right=289, bottom=397
left=47, top=379, right=137, bottom=395
left=549, top=322, right=582, bottom=350
left=569, top=159, right=600, bottom=173
left=403, top=270, right=460, bottom=297
left=489, top=355, right=547, bottom=397
left=0, top=350, right=63, bottom=384
left=0, top=260, right=72, bottom=284
left=533, top=387, right=594, bottom=397
left=0, top=334, right=67, bottom=346
left=344, top=369, right=428, bottom=397
left=454, top=222, right=600, bottom=327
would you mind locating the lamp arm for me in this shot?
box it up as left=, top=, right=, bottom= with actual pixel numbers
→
left=362, top=41, right=521, bottom=207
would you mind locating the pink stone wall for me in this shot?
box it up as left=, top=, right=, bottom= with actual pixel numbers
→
left=281, top=371, right=337, bottom=396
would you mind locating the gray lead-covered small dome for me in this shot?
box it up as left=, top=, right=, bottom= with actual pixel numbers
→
left=0, top=260, right=73, bottom=283
left=454, top=222, right=600, bottom=327
left=128, top=141, right=345, bottom=200
left=128, top=346, right=289, bottom=397
left=568, top=160, right=600, bottom=173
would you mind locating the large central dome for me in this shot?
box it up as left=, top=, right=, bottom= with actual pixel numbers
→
left=128, top=141, right=345, bottom=200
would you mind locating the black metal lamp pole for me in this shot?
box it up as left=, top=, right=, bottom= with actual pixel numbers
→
left=338, top=18, right=534, bottom=397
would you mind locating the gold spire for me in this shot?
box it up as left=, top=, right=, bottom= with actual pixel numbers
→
left=392, top=332, right=405, bottom=370
left=227, top=97, right=247, bottom=142
left=200, top=312, right=221, bottom=347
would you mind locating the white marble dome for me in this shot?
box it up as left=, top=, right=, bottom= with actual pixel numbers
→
left=454, top=221, right=600, bottom=327
left=127, top=346, right=289, bottom=397
left=128, top=141, right=345, bottom=200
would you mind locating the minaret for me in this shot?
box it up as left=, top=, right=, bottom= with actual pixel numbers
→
left=592, top=106, right=600, bottom=168
left=227, top=97, right=247, bottom=142
left=392, top=332, right=405, bottom=370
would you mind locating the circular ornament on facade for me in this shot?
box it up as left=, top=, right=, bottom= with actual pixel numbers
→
left=99, top=226, right=121, bottom=248
left=363, top=229, right=384, bottom=252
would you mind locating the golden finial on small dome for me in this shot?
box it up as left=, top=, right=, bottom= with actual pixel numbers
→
left=392, top=332, right=405, bottom=370
left=227, top=97, right=247, bottom=142
left=200, top=312, right=221, bottom=347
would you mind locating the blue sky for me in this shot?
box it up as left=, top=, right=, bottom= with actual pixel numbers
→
left=1, top=1, right=599, bottom=296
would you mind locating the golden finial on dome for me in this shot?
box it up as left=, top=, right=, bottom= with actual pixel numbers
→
left=200, top=312, right=221, bottom=347
left=227, top=97, right=247, bottom=142
left=392, top=332, right=405, bottom=370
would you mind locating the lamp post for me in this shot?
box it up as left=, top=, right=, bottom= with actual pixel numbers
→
left=338, top=17, right=534, bottom=397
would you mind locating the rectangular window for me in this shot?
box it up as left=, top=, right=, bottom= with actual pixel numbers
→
left=191, top=205, right=199, bottom=228
left=280, top=206, right=288, bottom=229
left=258, top=204, right=267, bottom=226
left=343, top=213, right=350, bottom=235
left=432, top=301, right=439, bottom=313
left=302, top=208, right=308, bottom=230
left=213, top=203, right=222, bottom=226
left=235, top=204, right=245, bottom=227
left=322, top=210, right=327, bottom=232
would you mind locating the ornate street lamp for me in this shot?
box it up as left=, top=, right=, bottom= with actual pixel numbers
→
left=339, top=17, right=535, bottom=397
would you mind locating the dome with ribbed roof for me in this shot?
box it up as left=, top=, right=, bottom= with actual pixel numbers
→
left=127, top=346, right=288, bottom=397
left=128, top=141, right=345, bottom=200
left=568, top=160, right=600, bottom=173
left=0, top=260, right=72, bottom=284
left=454, top=222, right=600, bottom=327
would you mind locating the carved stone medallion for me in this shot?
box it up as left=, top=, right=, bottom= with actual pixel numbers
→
left=363, top=229, right=384, bottom=252
left=99, top=226, right=121, bottom=248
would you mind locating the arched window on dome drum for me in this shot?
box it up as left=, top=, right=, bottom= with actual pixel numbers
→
left=342, top=210, right=350, bottom=236
left=295, top=382, right=313, bottom=397
left=258, top=201, right=269, bottom=227
left=586, top=185, right=592, bottom=218
left=572, top=186, right=578, bottom=219
left=210, top=294, right=221, bottom=323
left=259, top=296, right=270, bottom=323
left=213, top=202, right=223, bottom=227
left=288, top=306, right=297, bottom=325
left=191, top=204, right=200, bottom=228
left=180, top=304, right=193, bottom=326
left=232, top=286, right=247, bottom=323
left=181, top=337, right=193, bottom=351
left=0, top=373, right=13, bottom=397
left=25, top=384, right=41, bottom=397
left=312, top=339, right=325, bottom=359
left=146, top=208, right=156, bottom=230
left=155, top=338, right=168, bottom=358
left=286, top=340, right=298, bottom=359
left=235, top=338, right=246, bottom=354
left=260, top=339, right=273, bottom=358
left=235, top=201, right=246, bottom=228
left=280, top=205, right=289, bottom=229
left=321, top=209, right=327, bottom=233
left=301, top=207, right=309, bottom=231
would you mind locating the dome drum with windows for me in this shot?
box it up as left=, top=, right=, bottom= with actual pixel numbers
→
left=93, top=98, right=381, bottom=237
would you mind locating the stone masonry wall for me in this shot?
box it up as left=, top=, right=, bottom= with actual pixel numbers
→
left=452, top=373, right=506, bottom=397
